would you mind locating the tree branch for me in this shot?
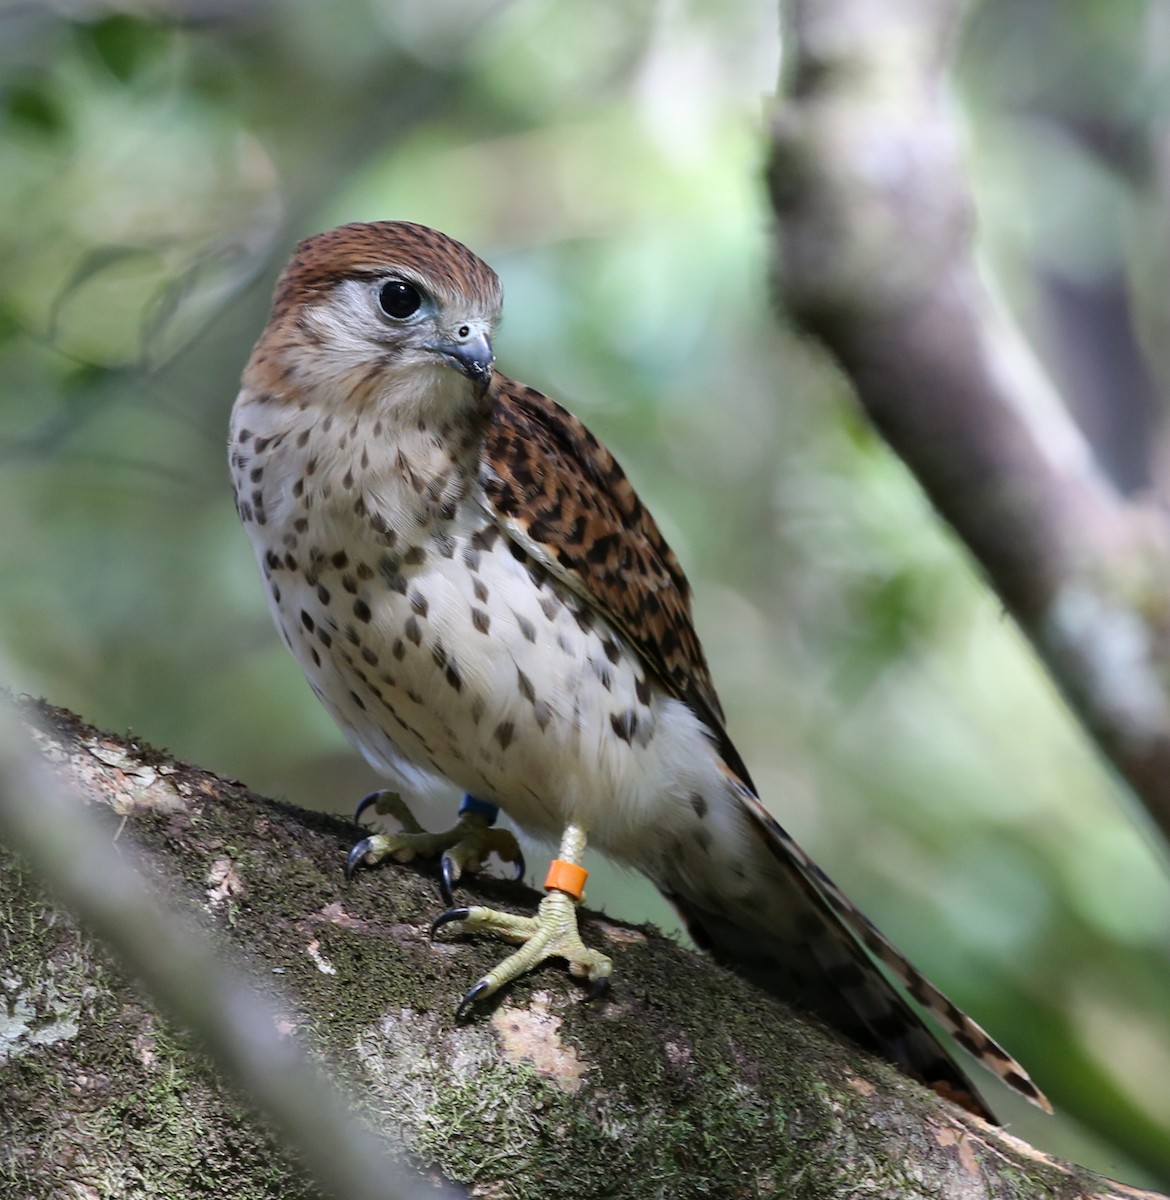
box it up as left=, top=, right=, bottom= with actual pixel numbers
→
left=0, top=697, right=453, bottom=1200
left=768, top=0, right=1170, bottom=843
left=1, top=697, right=1161, bottom=1200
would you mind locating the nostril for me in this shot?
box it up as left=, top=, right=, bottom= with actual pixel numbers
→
left=457, top=325, right=470, bottom=339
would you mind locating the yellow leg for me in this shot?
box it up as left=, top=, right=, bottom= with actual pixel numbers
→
left=431, top=823, right=613, bottom=1019
left=346, top=790, right=524, bottom=903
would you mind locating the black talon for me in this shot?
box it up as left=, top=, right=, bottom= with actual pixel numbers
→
left=439, top=854, right=459, bottom=906
left=345, top=837, right=376, bottom=880
left=586, top=975, right=611, bottom=1002
left=511, top=850, right=526, bottom=882
left=455, top=980, right=489, bottom=1023
left=353, top=791, right=384, bottom=826
left=430, top=906, right=471, bottom=939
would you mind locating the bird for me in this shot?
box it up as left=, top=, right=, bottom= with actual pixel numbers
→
left=229, top=219, right=1050, bottom=1122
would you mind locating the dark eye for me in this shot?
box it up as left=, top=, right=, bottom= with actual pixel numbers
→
left=378, top=280, right=422, bottom=319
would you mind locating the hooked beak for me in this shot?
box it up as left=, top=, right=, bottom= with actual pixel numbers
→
left=432, top=330, right=494, bottom=385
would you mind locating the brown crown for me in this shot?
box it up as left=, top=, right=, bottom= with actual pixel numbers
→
left=270, top=221, right=503, bottom=317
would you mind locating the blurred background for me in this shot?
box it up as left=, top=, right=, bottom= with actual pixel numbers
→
left=3, top=0, right=1170, bottom=1186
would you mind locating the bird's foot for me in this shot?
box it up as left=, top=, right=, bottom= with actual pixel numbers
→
left=347, top=790, right=524, bottom=903
left=431, top=888, right=612, bottom=1020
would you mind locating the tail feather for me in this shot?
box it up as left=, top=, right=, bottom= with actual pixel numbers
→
left=670, top=893, right=992, bottom=1117
left=658, top=776, right=1051, bottom=1121
left=736, top=788, right=1051, bottom=1114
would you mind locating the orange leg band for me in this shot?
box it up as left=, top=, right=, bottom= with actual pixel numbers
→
left=543, top=859, right=588, bottom=901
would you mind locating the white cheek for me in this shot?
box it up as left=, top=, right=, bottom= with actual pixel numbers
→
left=304, top=288, right=384, bottom=374
left=299, top=291, right=469, bottom=422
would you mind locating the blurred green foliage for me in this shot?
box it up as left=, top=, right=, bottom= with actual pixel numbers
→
left=3, top=0, right=1170, bottom=1186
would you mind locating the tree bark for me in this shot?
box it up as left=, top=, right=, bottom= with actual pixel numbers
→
left=0, top=697, right=1162, bottom=1200
left=769, top=0, right=1170, bottom=845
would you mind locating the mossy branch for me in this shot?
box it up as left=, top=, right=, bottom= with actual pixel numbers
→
left=0, top=697, right=1161, bottom=1200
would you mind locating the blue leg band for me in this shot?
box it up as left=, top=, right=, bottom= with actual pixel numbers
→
left=459, top=794, right=499, bottom=824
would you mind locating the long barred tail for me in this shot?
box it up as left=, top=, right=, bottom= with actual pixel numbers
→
left=661, top=780, right=1051, bottom=1122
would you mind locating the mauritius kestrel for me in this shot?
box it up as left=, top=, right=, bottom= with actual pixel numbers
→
left=229, top=220, right=1049, bottom=1121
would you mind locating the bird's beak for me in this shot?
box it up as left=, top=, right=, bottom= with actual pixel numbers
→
left=432, top=330, right=494, bottom=384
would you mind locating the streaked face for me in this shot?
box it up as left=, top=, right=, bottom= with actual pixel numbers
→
left=246, top=220, right=504, bottom=413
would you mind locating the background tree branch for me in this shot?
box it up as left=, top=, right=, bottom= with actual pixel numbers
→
left=1, top=697, right=1163, bottom=1200
left=769, top=0, right=1170, bottom=842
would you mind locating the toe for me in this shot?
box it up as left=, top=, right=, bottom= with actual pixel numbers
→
left=439, top=852, right=461, bottom=905
left=345, top=836, right=378, bottom=879
left=586, top=975, right=611, bottom=1001
left=353, top=791, right=384, bottom=826
left=455, top=979, right=491, bottom=1023
left=430, top=906, right=472, bottom=938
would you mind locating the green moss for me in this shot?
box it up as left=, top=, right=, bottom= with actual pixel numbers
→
left=5, top=703, right=1110, bottom=1198
left=0, top=827, right=317, bottom=1198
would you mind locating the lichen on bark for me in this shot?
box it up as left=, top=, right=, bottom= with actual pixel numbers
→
left=0, top=699, right=1159, bottom=1199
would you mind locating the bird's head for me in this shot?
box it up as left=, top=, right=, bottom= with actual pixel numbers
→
left=245, top=221, right=503, bottom=416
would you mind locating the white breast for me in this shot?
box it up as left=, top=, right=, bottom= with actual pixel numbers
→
left=229, top=388, right=752, bottom=882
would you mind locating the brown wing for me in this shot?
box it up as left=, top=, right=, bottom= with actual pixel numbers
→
left=480, top=377, right=1051, bottom=1119
left=480, top=376, right=749, bottom=771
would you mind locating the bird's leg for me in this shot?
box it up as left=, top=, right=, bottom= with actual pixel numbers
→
left=347, top=791, right=524, bottom=903
left=432, top=822, right=612, bottom=1019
